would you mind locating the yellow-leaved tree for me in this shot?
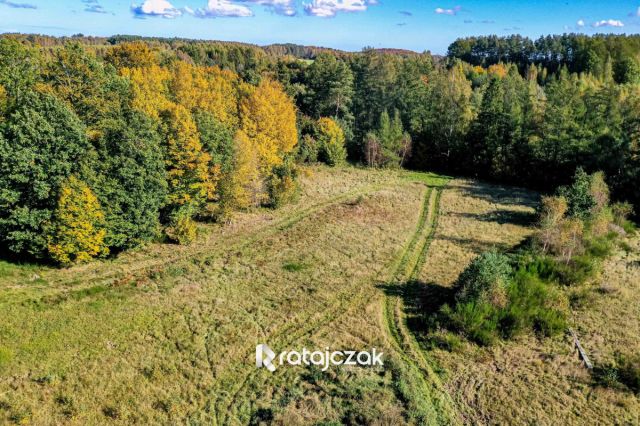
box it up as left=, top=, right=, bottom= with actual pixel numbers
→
left=240, top=79, right=297, bottom=174
left=316, top=117, right=347, bottom=166
left=160, top=104, right=216, bottom=209
left=48, top=176, right=109, bottom=266
left=105, top=41, right=157, bottom=70
left=121, top=64, right=172, bottom=120
left=170, top=62, right=239, bottom=128
left=228, top=130, right=265, bottom=210
left=0, top=84, right=6, bottom=114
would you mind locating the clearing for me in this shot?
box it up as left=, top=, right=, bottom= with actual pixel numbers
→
left=0, top=166, right=637, bottom=425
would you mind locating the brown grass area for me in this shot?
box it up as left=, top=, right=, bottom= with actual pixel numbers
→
left=418, top=179, right=640, bottom=425
left=0, top=167, right=425, bottom=425
left=418, top=179, right=538, bottom=286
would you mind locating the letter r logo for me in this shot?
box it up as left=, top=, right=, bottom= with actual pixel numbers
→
left=256, top=344, right=276, bottom=372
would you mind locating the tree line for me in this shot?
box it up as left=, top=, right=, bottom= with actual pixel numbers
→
left=447, top=34, right=640, bottom=80
left=1, top=33, right=639, bottom=265
left=0, top=38, right=302, bottom=265
left=271, top=46, right=639, bottom=219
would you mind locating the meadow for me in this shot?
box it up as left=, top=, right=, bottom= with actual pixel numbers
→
left=0, top=166, right=638, bottom=425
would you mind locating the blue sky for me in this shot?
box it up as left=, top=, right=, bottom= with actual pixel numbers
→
left=1, top=0, right=639, bottom=53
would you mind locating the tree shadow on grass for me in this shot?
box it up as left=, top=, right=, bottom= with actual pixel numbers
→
left=450, top=181, right=539, bottom=209
left=378, top=280, right=456, bottom=336
left=448, top=209, right=537, bottom=227
left=0, top=246, right=52, bottom=273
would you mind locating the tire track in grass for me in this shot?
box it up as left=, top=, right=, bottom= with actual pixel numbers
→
left=216, top=185, right=434, bottom=425
left=382, top=186, right=459, bottom=425
left=22, top=183, right=390, bottom=306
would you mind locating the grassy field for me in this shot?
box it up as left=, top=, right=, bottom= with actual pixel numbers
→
left=414, top=180, right=640, bottom=425
left=0, top=167, right=638, bottom=425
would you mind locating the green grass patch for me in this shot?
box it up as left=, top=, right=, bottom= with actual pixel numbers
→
left=282, top=261, right=308, bottom=272
left=402, top=171, right=451, bottom=188
left=594, top=353, right=640, bottom=394
left=0, top=347, right=14, bottom=372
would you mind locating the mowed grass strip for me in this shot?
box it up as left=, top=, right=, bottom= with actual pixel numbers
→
left=382, top=184, right=460, bottom=426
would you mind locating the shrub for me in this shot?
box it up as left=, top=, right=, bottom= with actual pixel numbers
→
left=618, top=353, right=640, bottom=394
left=501, top=269, right=567, bottom=338
left=558, top=168, right=596, bottom=219
left=316, top=117, right=347, bottom=166
left=442, top=251, right=568, bottom=345
left=442, top=301, right=498, bottom=346
left=267, top=158, right=299, bottom=208
left=589, top=171, right=610, bottom=213
left=297, top=134, right=319, bottom=163
left=47, top=176, right=109, bottom=266
left=455, top=252, right=512, bottom=307
left=586, top=235, right=614, bottom=259
left=165, top=209, right=197, bottom=245
left=611, top=202, right=634, bottom=226
left=526, top=253, right=597, bottom=286
left=594, top=353, right=640, bottom=394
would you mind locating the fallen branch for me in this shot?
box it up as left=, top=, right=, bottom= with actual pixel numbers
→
left=569, top=328, right=593, bottom=370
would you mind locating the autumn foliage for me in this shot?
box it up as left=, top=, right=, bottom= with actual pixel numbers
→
left=0, top=39, right=299, bottom=264
left=47, top=176, right=109, bottom=265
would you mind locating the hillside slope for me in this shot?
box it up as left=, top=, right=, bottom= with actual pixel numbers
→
left=3, top=167, right=632, bottom=425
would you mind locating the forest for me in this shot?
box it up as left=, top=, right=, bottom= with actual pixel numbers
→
left=0, top=32, right=638, bottom=266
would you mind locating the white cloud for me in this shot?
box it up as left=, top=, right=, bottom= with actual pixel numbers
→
left=592, top=19, right=624, bottom=28
left=131, top=0, right=182, bottom=18
left=195, top=0, right=253, bottom=17
left=577, top=19, right=585, bottom=27
left=304, top=0, right=374, bottom=17
left=240, top=0, right=296, bottom=16
left=435, top=6, right=461, bottom=16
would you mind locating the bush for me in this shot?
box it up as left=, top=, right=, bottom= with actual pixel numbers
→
left=585, top=235, right=614, bottom=259
left=525, top=253, right=597, bottom=286
left=267, top=158, right=299, bottom=208
left=442, top=301, right=498, bottom=346
left=594, top=353, right=640, bottom=394
left=316, top=117, right=347, bottom=166
left=297, top=134, right=319, bottom=163
left=165, top=209, right=197, bottom=245
left=501, top=269, right=567, bottom=338
left=611, top=202, right=634, bottom=226
left=455, top=252, right=512, bottom=307
left=442, top=251, right=568, bottom=345
left=618, top=353, right=640, bottom=394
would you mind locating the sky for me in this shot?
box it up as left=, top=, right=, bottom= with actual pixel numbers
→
left=1, top=0, right=640, bottom=54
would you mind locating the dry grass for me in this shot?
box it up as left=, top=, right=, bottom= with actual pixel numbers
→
left=417, top=179, right=640, bottom=425
left=0, top=166, right=427, bottom=425
left=1, top=171, right=637, bottom=425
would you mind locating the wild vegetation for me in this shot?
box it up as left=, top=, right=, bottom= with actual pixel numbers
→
left=0, top=32, right=639, bottom=424
left=431, top=170, right=635, bottom=346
